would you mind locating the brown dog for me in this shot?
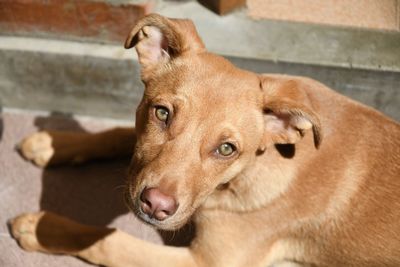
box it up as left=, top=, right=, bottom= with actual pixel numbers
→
left=11, top=14, right=400, bottom=267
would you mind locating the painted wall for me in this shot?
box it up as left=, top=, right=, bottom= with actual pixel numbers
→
left=247, top=0, right=400, bottom=31
left=0, top=0, right=152, bottom=43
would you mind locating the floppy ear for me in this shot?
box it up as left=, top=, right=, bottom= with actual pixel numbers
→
left=260, top=75, right=323, bottom=150
left=124, top=14, right=205, bottom=78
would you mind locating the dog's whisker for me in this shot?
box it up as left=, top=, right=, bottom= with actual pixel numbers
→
left=113, top=184, right=127, bottom=191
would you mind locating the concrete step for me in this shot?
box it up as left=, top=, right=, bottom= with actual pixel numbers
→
left=1, top=36, right=399, bottom=121
left=156, top=1, right=400, bottom=73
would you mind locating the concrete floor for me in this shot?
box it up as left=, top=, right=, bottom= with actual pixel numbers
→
left=0, top=110, right=192, bottom=267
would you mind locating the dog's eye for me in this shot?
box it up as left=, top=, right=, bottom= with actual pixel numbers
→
left=217, top=143, right=236, bottom=157
left=155, top=106, right=169, bottom=122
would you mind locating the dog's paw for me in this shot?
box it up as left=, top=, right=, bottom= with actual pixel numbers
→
left=17, top=132, right=54, bottom=167
left=9, top=212, right=45, bottom=252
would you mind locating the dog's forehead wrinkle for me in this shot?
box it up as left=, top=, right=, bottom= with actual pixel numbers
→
left=145, top=54, right=260, bottom=113
left=177, top=53, right=259, bottom=91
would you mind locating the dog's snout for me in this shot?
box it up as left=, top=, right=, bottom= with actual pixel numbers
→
left=140, top=188, right=178, bottom=221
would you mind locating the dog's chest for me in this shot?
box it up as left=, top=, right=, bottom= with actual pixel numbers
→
left=194, top=211, right=297, bottom=267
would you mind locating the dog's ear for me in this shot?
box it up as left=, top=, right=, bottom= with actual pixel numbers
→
left=259, top=75, right=322, bottom=150
left=124, top=14, right=205, bottom=77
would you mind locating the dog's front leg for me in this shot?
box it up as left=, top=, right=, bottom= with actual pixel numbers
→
left=80, top=229, right=198, bottom=267
left=18, top=127, right=136, bottom=167
left=10, top=211, right=197, bottom=267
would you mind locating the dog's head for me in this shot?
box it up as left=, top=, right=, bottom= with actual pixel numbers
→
left=124, top=14, right=322, bottom=230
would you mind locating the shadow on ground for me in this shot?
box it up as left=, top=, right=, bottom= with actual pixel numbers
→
left=0, top=106, right=3, bottom=141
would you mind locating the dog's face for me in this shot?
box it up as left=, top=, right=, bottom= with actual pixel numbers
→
left=129, top=53, right=264, bottom=229
left=124, top=15, right=321, bottom=230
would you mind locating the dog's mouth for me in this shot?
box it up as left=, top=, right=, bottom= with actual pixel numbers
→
left=135, top=207, right=184, bottom=230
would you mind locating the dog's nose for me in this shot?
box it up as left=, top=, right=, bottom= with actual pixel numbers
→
left=140, top=188, right=177, bottom=221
